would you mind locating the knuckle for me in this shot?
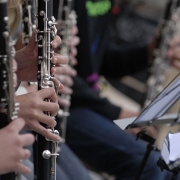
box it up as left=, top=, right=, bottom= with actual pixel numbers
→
left=31, top=109, right=39, bottom=119
left=31, top=100, right=40, bottom=109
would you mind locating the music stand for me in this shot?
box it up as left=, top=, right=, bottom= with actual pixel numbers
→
left=114, top=73, right=180, bottom=180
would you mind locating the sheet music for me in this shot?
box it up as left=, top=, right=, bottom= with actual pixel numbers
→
left=133, top=78, right=180, bottom=124
left=161, top=132, right=180, bottom=166
left=169, top=132, right=180, bottom=162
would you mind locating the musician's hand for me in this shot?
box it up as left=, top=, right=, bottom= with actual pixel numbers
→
left=167, top=37, right=180, bottom=69
left=16, top=88, right=61, bottom=142
left=15, top=32, right=69, bottom=81
left=126, top=126, right=157, bottom=138
left=0, top=118, right=34, bottom=175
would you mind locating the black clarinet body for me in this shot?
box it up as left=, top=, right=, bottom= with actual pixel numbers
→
left=35, top=0, right=59, bottom=179
left=0, top=0, right=20, bottom=179
left=22, top=0, right=33, bottom=45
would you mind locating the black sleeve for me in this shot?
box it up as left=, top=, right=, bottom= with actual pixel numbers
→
left=100, top=43, right=149, bottom=79
left=71, top=75, right=121, bottom=120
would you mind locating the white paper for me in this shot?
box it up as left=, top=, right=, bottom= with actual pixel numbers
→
left=169, top=132, right=180, bottom=162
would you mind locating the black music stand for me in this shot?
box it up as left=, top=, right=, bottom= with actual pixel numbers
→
left=157, top=157, right=180, bottom=180
left=114, top=74, right=180, bottom=180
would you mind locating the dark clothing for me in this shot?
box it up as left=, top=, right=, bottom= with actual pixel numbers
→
left=74, top=0, right=149, bottom=79
left=71, top=75, right=121, bottom=120
left=66, top=108, right=173, bottom=180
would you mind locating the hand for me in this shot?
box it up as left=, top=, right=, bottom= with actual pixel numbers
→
left=0, top=118, right=34, bottom=175
left=167, top=37, right=180, bottom=69
left=15, top=32, right=69, bottom=81
left=16, top=88, right=61, bottom=142
left=126, top=126, right=157, bottom=138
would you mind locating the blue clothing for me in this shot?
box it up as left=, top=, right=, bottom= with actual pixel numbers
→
left=20, top=130, right=92, bottom=180
left=66, top=107, right=174, bottom=180
left=57, top=143, right=92, bottom=180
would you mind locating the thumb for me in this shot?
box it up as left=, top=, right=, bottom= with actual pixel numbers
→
left=26, top=32, right=37, bottom=52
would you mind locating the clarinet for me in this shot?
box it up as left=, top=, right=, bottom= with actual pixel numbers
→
left=144, top=0, right=180, bottom=107
left=0, top=0, right=20, bottom=179
left=22, top=0, right=33, bottom=45
left=57, top=0, right=77, bottom=142
left=35, top=0, right=59, bottom=179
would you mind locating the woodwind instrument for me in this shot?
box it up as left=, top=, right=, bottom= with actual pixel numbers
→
left=35, top=0, right=60, bottom=179
left=0, top=0, right=20, bottom=179
left=57, top=0, right=77, bottom=142
left=22, top=0, right=33, bottom=45
left=144, top=0, right=180, bottom=107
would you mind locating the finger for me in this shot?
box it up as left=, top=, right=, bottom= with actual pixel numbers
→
left=169, top=37, right=180, bottom=48
left=15, top=162, right=31, bottom=174
left=39, top=88, right=57, bottom=103
left=58, top=96, right=70, bottom=107
left=20, top=134, right=35, bottom=147
left=70, top=47, right=77, bottom=57
left=53, top=66, right=77, bottom=76
left=69, top=55, right=78, bottom=66
left=167, top=49, right=173, bottom=59
left=40, top=101, right=59, bottom=116
left=71, top=25, right=78, bottom=36
left=13, top=73, right=17, bottom=87
left=8, top=118, right=25, bottom=132
left=56, top=75, right=74, bottom=87
left=13, top=59, right=17, bottom=72
left=51, top=35, right=61, bottom=49
left=70, top=36, right=80, bottom=47
left=51, top=54, right=69, bottom=65
left=59, top=86, right=73, bottom=95
left=34, top=124, right=61, bottom=142
left=172, top=59, right=180, bottom=69
left=36, top=112, right=57, bottom=127
left=20, top=149, right=31, bottom=160
left=173, top=47, right=180, bottom=59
